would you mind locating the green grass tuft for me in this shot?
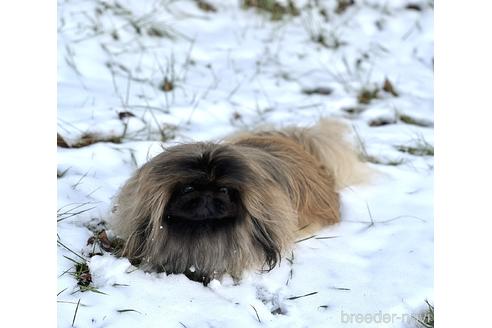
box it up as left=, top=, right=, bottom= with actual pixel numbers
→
left=396, top=140, right=434, bottom=157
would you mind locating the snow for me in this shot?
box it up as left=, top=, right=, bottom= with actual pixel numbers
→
left=57, top=0, right=433, bottom=327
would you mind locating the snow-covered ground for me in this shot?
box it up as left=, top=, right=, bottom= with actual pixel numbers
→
left=57, top=0, right=433, bottom=327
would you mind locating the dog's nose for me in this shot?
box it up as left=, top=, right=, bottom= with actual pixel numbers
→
left=194, top=195, right=215, bottom=219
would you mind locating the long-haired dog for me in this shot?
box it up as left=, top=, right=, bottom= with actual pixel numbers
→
left=110, top=119, right=369, bottom=284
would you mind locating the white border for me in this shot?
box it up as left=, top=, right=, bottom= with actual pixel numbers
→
left=436, top=1, right=492, bottom=327
left=0, top=0, right=56, bottom=325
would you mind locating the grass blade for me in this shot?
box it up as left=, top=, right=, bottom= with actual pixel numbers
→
left=72, top=299, right=81, bottom=327
left=287, top=291, right=318, bottom=300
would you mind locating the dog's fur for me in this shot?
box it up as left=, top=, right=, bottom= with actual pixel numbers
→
left=110, top=119, right=369, bottom=283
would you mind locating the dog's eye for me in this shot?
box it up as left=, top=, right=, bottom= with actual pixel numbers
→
left=182, top=185, right=194, bottom=194
left=218, top=187, right=229, bottom=194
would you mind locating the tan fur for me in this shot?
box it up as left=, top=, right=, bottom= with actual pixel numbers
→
left=227, top=118, right=371, bottom=190
left=110, top=118, right=369, bottom=282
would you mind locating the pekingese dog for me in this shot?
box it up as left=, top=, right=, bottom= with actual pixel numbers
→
left=110, top=119, right=369, bottom=284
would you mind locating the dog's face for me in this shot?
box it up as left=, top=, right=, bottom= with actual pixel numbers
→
left=165, top=181, right=241, bottom=225
left=143, top=144, right=272, bottom=282
left=161, top=144, right=250, bottom=230
left=114, top=143, right=289, bottom=284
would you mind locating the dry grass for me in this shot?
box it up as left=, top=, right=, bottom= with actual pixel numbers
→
left=397, top=113, right=434, bottom=127
left=414, top=300, right=434, bottom=327
left=87, top=230, right=125, bottom=257
left=302, top=86, right=333, bottom=96
left=335, top=0, right=355, bottom=15
left=352, top=124, right=407, bottom=165
left=355, top=77, right=400, bottom=105
left=357, top=86, right=380, bottom=104
left=242, top=0, right=299, bottom=21
left=57, top=167, right=70, bottom=179
left=368, top=117, right=397, bottom=127
left=57, top=132, right=123, bottom=149
left=382, top=78, right=399, bottom=97
left=396, top=137, right=434, bottom=156
left=194, top=0, right=217, bottom=13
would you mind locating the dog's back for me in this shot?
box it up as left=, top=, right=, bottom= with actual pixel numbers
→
left=228, top=119, right=370, bottom=191
left=226, top=118, right=370, bottom=234
left=274, top=119, right=371, bottom=190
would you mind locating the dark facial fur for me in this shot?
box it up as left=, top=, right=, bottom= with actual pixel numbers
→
left=166, top=182, right=240, bottom=222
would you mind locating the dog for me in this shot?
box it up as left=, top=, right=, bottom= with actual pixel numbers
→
left=110, top=119, right=369, bottom=284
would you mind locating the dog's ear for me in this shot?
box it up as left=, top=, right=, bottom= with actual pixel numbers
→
left=118, top=219, right=152, bottom=266
left=251, top=216, right=281, bottom=271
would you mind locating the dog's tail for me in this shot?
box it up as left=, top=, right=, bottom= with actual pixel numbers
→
left=280, top=118, right=372, bottom=190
